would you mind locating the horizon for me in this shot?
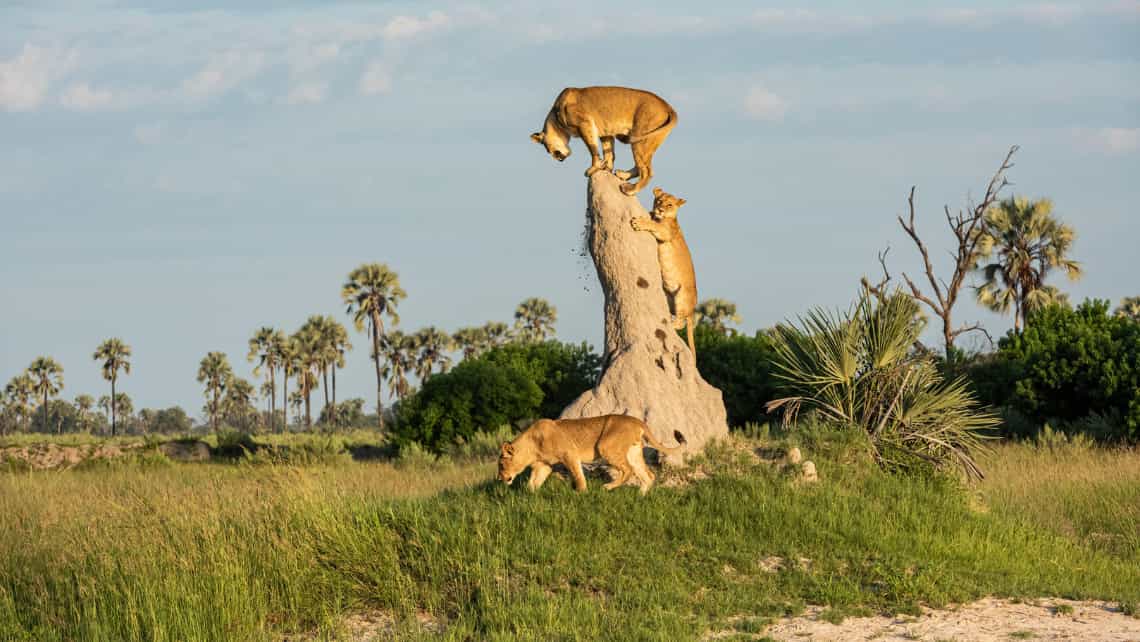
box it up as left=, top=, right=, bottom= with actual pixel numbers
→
left=3, top=1, right=1138, bottom=420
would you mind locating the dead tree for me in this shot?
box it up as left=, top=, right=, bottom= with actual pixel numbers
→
left=862, top=146, right=1017, bottom=359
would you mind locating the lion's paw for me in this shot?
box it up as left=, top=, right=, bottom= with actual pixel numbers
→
left=620, top=182, right=640, bottom=196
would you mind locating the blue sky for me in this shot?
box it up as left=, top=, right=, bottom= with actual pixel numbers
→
left=2, top=1, right=1138, bottom=417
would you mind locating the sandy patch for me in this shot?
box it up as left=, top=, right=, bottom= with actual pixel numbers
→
left=760, top=597, right=1139, bottom=641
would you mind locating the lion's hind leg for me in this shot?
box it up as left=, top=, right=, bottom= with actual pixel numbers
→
left=627, top=445, right=655, bottom=495
left=599, top=439, right=633, bottom=490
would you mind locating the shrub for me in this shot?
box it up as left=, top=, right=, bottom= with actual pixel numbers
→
left=393, top=341, right=601, bottom=452
left=693, top=325, right=779, bottom=427
left=767, top=293, right=997, bottom=479
left=987, top=300, right=1140, bottom=441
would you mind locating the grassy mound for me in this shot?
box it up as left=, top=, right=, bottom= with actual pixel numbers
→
left=1, top=428, right=1137, bottom=641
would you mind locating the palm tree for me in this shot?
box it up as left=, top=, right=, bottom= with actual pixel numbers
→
left=247, top=327, right=283, bottom=432
left=974, top=196, right=1082, bottom=332
left=378, top=330, right=414, bottom=401
left=513, top=297, right=557, bottom=342
left=482, top=321, right=511, bottom=349
left=413, top=327, right=454, bottom=381
left=93, top=338, right=132, bottom=437
left=291, top=327, right=323, bottom=428
left=27, top=357, right=64, bottom=433
left=766, top=292, right=996, bottom=480
left=74, top=394, right=95, bottom=433
left=453, top=326, right=489, bottom=360
left=197, top=352, right=232, bottom=432
left=1116, top=296, right=1140, bottom=322
left=4, top=374, right=35, bottom=432
left=223, top=376, right=256, bottom=429
left=273, top=333, right=295, bottom=432
left=98, top=394, right=133, bottom=432
left=299, top=316, right=333, bottom=423
left=696, top=298, right=742, bottom=335
left=327, top=318, right=351, bottom=425
left=342, top=263, right=406, bottom=429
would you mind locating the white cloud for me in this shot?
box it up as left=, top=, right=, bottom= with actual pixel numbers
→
left=744, top=87, right=788, bottom=121
left=358, top=61, right=391, bottom=96
left=382, top=11, right=449, bottom=40
left=286, top=82, right=326, bottom=105
left=752, top=9, right=873, bottom=32
left=181, top=50, right=265, bottom=101
left=290, top=41, right=340, bottom=74
left=1083, top=127, right=1140, bottom=154
left=0, top=44, right=75, bottom=111
left=59, top=82, right=113, bottom=110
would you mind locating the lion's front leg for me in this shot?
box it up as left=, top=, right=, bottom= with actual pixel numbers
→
left=527, top=463, right=552, bottom=491
left=601, top=137, right=615, bottom=171
left=565, top=457, right=589, bottom=492
left=630, top=216, right=669, bottom=241
left=579, top=124, right=606, bottom=177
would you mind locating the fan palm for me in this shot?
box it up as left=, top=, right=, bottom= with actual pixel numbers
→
left=247, top=327, right=283, bottom=431
left=766, top=292, right=996, bottom=480
left=273, top=333, right=295, bottom=432
left=696, top=298, right=742, bottom=335
left=93, top=338, right=131, bottom=436
left=1116, top=296, right=1140, bottom=322
left=98, top=394, right=133, bottom=430
left=4, top=374, right=35, bottom=432
left=413, top=327, right=454, bottom=381
left=74, top=394, right=95, bottom=433
left=378, top=330, right=415, bottom=400
left=514, top=297, right=557, bottom=342
left=342, top=263, right=406, bottom=429
left=453, top=326, right=489, bottom=360
left=27, top=357, right=64, bottom=433
left=223, top=376, right=256, bottom=428
left=197, top=352, right=232, bottom=432
left=291, top=327, right=323, bottom=428
left=974, top=196, right=1082, bottom=331
left=328, top=318, right=351, bottom=424
left=482, top=321, right=512, bottom=348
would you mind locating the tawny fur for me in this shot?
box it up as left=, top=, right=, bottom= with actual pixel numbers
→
left=498, top=415, right=686, bottom=495
left=631, top=187, right=698, bottom=355
left=530, top=86, right=677, bottom=195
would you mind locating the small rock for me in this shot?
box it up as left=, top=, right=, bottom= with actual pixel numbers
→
left=786, top=446, right=803, bottom=465
left=801, top=460, right=819, bottom=483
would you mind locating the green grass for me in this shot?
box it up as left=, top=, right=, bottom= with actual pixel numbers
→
left=1, top=428, right=1138, bottom=641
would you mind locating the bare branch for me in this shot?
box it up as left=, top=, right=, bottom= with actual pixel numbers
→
left=950, top=322, right=994, bottom=348
left=860, top=247, right=892, bottom=303
left=878, top=146, right=1018, bottom=357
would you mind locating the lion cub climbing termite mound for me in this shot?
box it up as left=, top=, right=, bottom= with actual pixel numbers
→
left=631, top=187, right=698, bottom=355
left=498, top=414, right=686, bottom=495
left=530, top=86, right=677, bottom=195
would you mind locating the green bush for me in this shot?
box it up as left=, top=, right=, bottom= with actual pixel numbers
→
left=693, top=325, right=779, bottom=427
left=987, top=300, right=1140, bottom=441
left=393, top=341, right=601, bottom=452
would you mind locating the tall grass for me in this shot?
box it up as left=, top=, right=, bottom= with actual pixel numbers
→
left=2, top=429, right=1138, bottom=640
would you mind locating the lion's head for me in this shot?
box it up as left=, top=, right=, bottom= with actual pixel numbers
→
left=530, top=118, right=572, bottom=162
left=498, top=441, right=529, bottom=485
left=651, top=187, right=686, bottom=220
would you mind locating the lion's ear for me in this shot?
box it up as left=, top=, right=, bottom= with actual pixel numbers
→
left=677, top=198, right=686, bottom=206
left=653, top=187, right=663, bottom=196
left=530, top=132, right=544, bottom=143
left=501, top=442, right=514, bottom=455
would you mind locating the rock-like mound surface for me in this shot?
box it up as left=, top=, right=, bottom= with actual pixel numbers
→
left=560, top=172, right=729, bottom=461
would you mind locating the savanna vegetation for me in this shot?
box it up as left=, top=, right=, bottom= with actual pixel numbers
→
left=3, top=146, right=1140, bottom=640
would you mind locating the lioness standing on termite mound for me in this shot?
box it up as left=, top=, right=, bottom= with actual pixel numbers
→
left=631, top=187, right=698, bottom=355
left=530, top=86, right=677, bottom=195
left=498, top=415, right=686, bottom=495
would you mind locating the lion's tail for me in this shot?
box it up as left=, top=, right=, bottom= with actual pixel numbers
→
left=627, top=106, right=678, bottom=144
left=641, top=426, right=687, bottom=455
